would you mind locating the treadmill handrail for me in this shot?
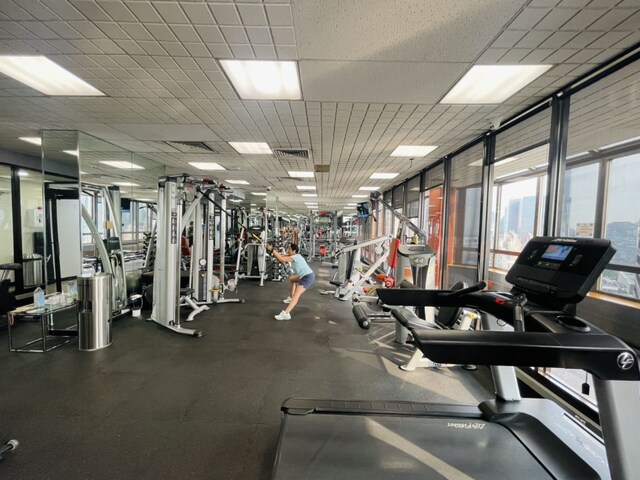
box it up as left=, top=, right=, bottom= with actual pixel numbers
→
left=377, top=288, right=516, bottom=323
left=412, top=329, right=640, bottom=381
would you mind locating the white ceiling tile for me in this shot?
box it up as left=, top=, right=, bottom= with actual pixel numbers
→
left=221, top=25, right=248, bottom=43
left=237, top=4, right=268, bottom=26
left=563, top=30, right=603, bottom=49
left=46, top=38, right=81, bottom=53
left=69, top=38, right=102, bottom=54
left=14, top=0, right=59, bottom=21
left=536, top=8, right=579, bottom=29
left=229, top=43, right=254, bottom=58
left=0, top=21, right=37, bottom=39
left=137, top=40, right=167, bottom=56
left=246, top=26, right=272, bottom=44
left=538, top=30, right=578, bottom=48
left=91, top=38, right=124, bottom=54
left=206, top=43, right=233, bottom=58
left=544, top=48, right=579, bottom=63
left=516, top=30, right=552, bottom=48
left=68, top=20, right=107, bottom=38
left=99, top=1, right=138, bottom=22
left=209, top=3, right=241, bottom=25
left=153, top=2, right=189, bottom=24
left=183, top=42, right=210, bottom=57
left=589, top=8, right=636, bottom=30
left=125, top=2, right=163, bottom=23
left=270, top=26, right=295, bottom=45
left=589, top=31, right=631, bottom=48
left=294, top=0, right=527, bottom=62
left=120, top=22, right=154, bottom=41
left=94, top=21, right=129, bottom=39
left=265, top=4, right=293, bottom=26
left=253, top=44, right=277, bottom=59
left=68, top=1, right=110, bottom=21
left=181, top=3, right=216, bottom=25
left=499, top=48, right=531, bottom=62
left=160, top=41, right=189, bottom=56
left=144, top=24, right=177, bottom=42
left=275, top=44, right=297, bottom=60
left=195, top=25, right=224, bottom=42
left=22, top=20, right=61, bottom=39
left=170, top=24, right=200, bottom=43
left=491, top=30, right=527, bottom=49
left=508, top=7, right=552, bottom=29
left=613, top=10, right=640, bottom=30
left=560, top=8, right=607, bottom=30
left=301, top=60, right=467, bottom=103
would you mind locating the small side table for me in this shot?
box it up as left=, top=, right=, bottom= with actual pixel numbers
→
left=8, top=301, right=78, bottom=353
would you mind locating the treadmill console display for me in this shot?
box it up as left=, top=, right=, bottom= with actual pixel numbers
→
left=505, top=237, right=615, bottom=305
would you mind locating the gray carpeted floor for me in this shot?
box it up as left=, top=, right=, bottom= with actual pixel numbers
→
left=0, top=263, right=492, bottom=479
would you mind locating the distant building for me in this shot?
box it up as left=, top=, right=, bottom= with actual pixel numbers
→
left=607, top=221, right=639, bottom=265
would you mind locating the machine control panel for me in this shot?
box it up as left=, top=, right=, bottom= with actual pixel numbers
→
left=397, top=244, right=435, bottom=267
left=506, top=237, right=615, bottom=304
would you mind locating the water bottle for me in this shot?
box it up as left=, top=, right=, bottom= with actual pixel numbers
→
left=33, top=287, right=45, bottom=308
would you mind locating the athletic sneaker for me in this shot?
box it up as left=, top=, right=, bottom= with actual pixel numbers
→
left=275, top=311, right=291, bottom=321
left=283, top=296, right=292, bottom=304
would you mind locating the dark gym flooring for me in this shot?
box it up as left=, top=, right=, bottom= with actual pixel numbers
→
left=0, top=263, right=493, bottom=479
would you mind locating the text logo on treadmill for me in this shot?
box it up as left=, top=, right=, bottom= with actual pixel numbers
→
left=617, top=352, right=635, bottom=370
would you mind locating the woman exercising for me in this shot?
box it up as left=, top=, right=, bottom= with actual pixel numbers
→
left=266, top=243, right=314, bottom=321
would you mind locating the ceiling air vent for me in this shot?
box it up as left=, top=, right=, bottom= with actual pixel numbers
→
left=165, top=141, right=218, bottom=154
left=273, top=148, right=311, bottom=160
left=314, top=164, right=330, bottom=173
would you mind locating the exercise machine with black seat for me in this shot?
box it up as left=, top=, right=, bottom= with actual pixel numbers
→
left=272, top=236, right=640, bottom=479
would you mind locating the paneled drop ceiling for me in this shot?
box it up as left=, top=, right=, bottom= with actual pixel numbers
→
left=0, top=0, right=639, bottom=212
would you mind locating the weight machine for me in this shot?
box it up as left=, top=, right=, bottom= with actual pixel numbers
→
left=151, top=175, right=206, bottom=337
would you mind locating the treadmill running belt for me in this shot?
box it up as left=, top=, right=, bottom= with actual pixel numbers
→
left=273, top=414, right=553, bottom=479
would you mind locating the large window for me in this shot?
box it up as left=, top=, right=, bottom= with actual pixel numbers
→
left=601, top=154, right=640, bottom=300
left=560, top=162, right=599, bottom=237
left=444, top=143, right=484, bottom=287
left=488, top=144, right=549, bottom=289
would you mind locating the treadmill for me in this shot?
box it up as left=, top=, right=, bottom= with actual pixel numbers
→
left=272, top=237, right=640, bottom=479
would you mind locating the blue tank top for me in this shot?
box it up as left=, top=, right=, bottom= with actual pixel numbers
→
left=291, top=254, right=313, bottom=277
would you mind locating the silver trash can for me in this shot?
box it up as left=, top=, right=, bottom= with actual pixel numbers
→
left=78, top=273, right=112, bottom=351
left=22, top=253, right=43, bottom=287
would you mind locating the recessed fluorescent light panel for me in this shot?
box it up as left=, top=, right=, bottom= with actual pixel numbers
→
left=359, top=186, right=380, bottom=191
left=226, top=180, right=250, bottom=185
left=189, top=162, right=225, bottom=171
left=288, top=171, right=314, bottom=178
left=252, top=192, right=267, bottom=196
left=391, top=145, right=438, bottom=157
left=352, top=194, right=368, bottom=198
left=347, top=203, right=357, bottom=206
left=229, top=142, right=272, bottom=155
left=441, top=65, right=552, bottom=104
left=100, top=161, right=144, bottom=170
left=220, top=60, right=301, bottom=100
left=63, top=150, right=79, bottom=157
left=19, top=136, right=41, bottom=146
left=112, top=182, right=139, bottom=187
left=229, top=199, right=242, bottom=203
left=301, top=194, right=317, bottom=197
left=0, top=56, right=104, bottom=96
left=18, top=170, right=29, bottom=177
left=296, top=185, right=316, bottom=190
left=370, top=172, right=398, bottom=179
left=344, top=206, right=356, bottom=209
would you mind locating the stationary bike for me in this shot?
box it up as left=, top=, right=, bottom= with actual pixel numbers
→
left=0, top=263, right=21, bottom=461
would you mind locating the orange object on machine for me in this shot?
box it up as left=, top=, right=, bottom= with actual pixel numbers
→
left=319, top=243, right=327, bottom=256
left=384, top=277, right=395, bottom=288
left=388, top=238, right=401, bottom=268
